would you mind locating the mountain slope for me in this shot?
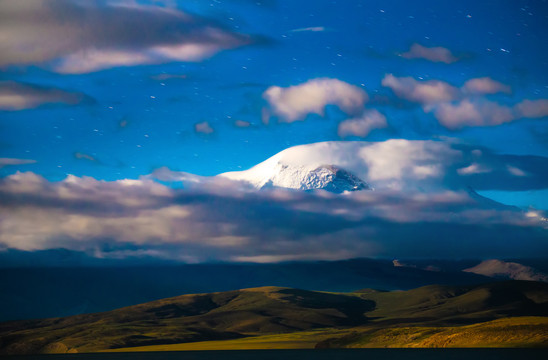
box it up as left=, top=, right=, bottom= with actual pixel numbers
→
left=218, top=141, right=406, bottom=191
left=0, top=258, right=495, bottom=322
left=1, top=281, right=547, bottom=354
left=216, top=140, right=548, bottom=193
left=0, top=287, right=375, bottom=354
left=108, top=317, right=548, bottom=351
left=464, top=259, right=548, bottom=282
left=221, top=158, right=370, bottom=192
left=315, top=317, right=548, bottom=349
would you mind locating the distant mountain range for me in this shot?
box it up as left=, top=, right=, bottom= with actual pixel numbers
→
left=464, top=259, right=548, bottom=282
left=0, top=256, right=496, bottom=322
left=1, top=281, right=547, bottom=354
left=0, top=255, right=547, bottom=323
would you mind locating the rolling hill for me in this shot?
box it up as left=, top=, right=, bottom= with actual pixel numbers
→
left=0, top=257, right=495, bottom=321
left=0, top=280, right=547, bottom=354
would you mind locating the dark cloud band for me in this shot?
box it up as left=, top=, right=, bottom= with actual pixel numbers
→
left=0, top=165, right=546, bottom=262
left=0, top=0, right=254, bottom=73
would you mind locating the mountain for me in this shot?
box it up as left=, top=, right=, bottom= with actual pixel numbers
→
left=217, top=141, right=387, bottom=191
left=215, top=140, right=548, bottom=193
left=464, top=259, right=548, bottom=282
left=219, top=145, right=370, bottom=192
left=0, top=281, right=546, bottom=354
left=0, top=257, right=494, bottom=322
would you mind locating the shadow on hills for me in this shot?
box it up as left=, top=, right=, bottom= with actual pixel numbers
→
left=278, top=289, right=375, bottom=325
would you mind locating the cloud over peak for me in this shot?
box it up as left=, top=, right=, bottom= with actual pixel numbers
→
left=1, top=140, right=547, bottom=262
left=218, top=140, right=548, bottom=192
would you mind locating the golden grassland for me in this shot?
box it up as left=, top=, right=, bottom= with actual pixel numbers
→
left=1, top=281, right=547, bottom=354
left=105, top=329, right=341, bottom=351
left=105, top=317, right=548, bottom=352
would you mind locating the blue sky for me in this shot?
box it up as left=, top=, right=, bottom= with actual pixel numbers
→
left=0, top=0, right=547, bottom=262
left=2, top=0, right=547, bottom=178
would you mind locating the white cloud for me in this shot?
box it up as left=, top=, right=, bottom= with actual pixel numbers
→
left=54, top=31, right=242, bottom=74
left=401, top=43, right=459, bottom=63
left=506, top=165, right=527, bottom=177
left=1, top=140, right=548, bottom=261
left=382, top=73, right=546, bottom=130
left=430, top=98, right=548, bottom=130
left=3, top=171, right=171, bottom=206
left=0, top=0, right=251, bottom=73
left=1, top=170, right=546, bottom=261
left=220, top=140, right=548, bottom=193
left=462, top=77, right=511, bottom=95
left=457, top=163, right=492, bottom=175
left=234, top=120, right=251, bottom=128
left=431, top=99, right=515, bottom=130
left=0, top=81, right=89, bottom=110
left=381, top=74, right=460, bottom=105
left=358, top=140, right=461, bottom=188
left=290, top=26, right=327, bottom=32
left=194, top=121, right=214, bottom=134
left=514, top=99, right=548, bottom=118
left=0, top=158, right=36, bottom=168
left=74, top=152, right=97, bottom=162
left=263, top=78, right=368, bottom=122
left=337, top=110, right=387, bottom=138
left=53, top=49, right=154, bottom=75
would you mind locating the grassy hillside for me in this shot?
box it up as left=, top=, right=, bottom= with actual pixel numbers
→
left=0, top=281, right=547, bottom=354
left=0, top=258, right=492, bottom=321
left=359, top=281, right=548, bottom=324
left=316, top=317, right=548, bottom=348
left=0, top=286, right=374, bottom=354
left=106, top=317, right=548, bottom=351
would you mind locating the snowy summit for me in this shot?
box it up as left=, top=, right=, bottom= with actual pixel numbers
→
left=219, top=142, right=371, bottom=192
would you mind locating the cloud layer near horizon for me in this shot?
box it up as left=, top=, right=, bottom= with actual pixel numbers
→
left=1, top=140, right=547, bottom=263
left=0, top=0, right=253, bottom=73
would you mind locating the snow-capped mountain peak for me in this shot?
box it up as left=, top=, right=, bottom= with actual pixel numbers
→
left=217, top=140, right=460, bottom=192
left=219, top=151, right=370, bottom=192
left=261, top=163, right=370, bottom=192
left=215, top=139, right=548, bottom=195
